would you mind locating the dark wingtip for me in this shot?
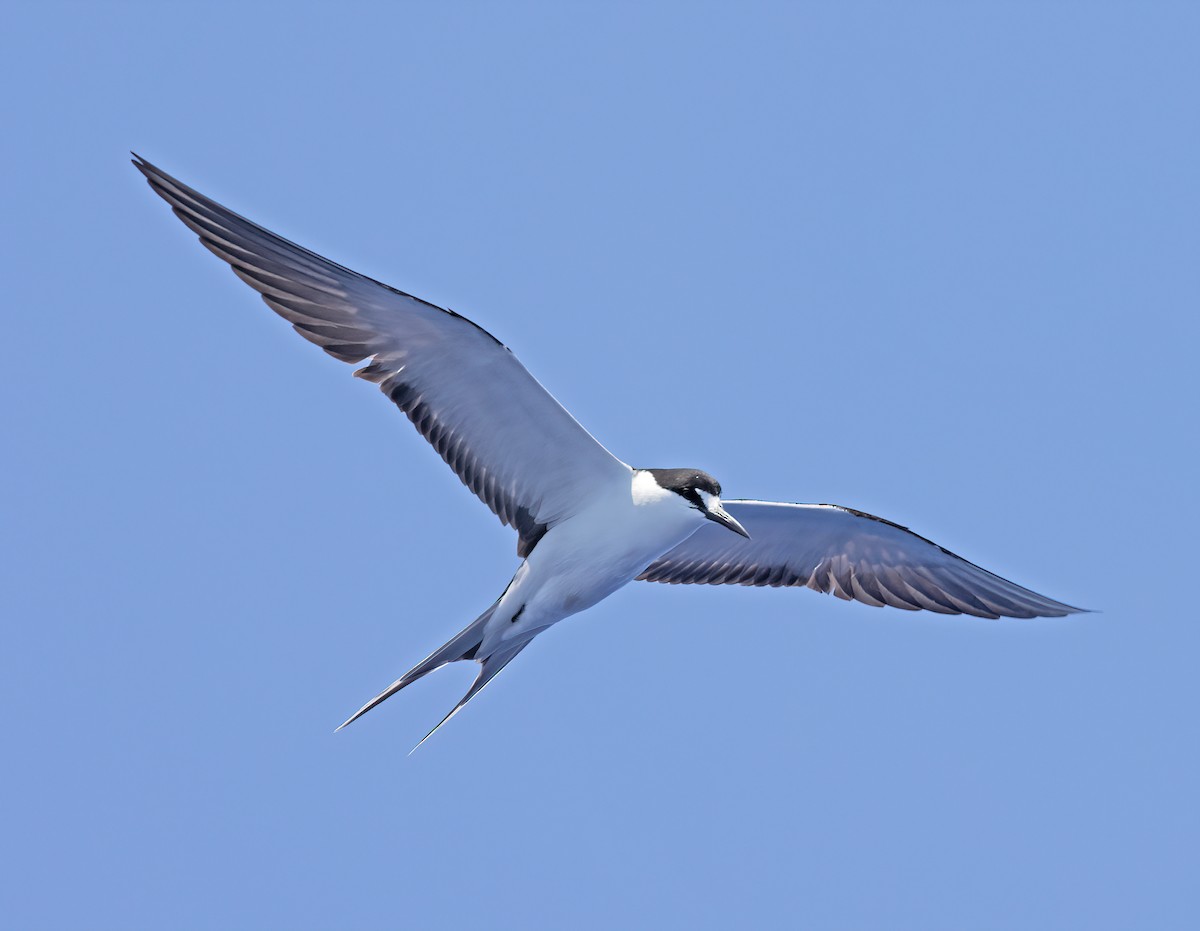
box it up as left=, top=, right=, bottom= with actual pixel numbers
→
left=1037, top=603, right=1093, bottom=618
left=131, top=152, right=154, bottom=180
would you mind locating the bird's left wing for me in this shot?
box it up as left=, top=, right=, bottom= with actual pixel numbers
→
left=134, top=156, right=632, bottom=556
left=638, top=500, right=1084, bottom=619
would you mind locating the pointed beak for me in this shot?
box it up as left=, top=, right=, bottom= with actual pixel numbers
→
left=706, top=502, right=751, bottom=539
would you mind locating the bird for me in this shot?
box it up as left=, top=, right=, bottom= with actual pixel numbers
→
left=133, top=155, right=1085, bottom=745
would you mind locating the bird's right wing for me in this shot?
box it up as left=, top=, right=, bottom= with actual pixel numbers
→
left=134, top=157, right=632, bottom=556
left=639, top=500, right=1084, bottom=619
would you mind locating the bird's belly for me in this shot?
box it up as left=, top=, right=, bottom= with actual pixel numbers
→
left=516, top=505, right=703, bottom=621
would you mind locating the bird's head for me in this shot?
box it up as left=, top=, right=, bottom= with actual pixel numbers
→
left=641, top=468, right=750, bottom=538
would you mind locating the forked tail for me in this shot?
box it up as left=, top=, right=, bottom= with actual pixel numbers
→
left=335, top=603, right=531, bottom=748
left=410, top=638, right=530, bottom=751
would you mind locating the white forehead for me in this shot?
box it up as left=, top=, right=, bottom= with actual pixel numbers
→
left=698, top=490, right=717, bottom=508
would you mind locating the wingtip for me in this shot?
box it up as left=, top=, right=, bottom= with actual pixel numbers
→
left=1046, top=597, right=1093, bottom=617
left=1034, top=603, right=1092, bottom=618
left=130, top=152, right=155, bottom=180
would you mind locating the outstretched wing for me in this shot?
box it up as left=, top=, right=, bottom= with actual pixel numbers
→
left=135, top=156, right=631, bottom=556
left=639, top=500, right=1084, bottom=619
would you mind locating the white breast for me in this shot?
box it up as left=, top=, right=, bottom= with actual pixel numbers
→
left=482, top=470, right=708, bottom=648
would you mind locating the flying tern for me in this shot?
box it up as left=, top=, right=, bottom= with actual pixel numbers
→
left=134, top=156, right=1084, bottom=744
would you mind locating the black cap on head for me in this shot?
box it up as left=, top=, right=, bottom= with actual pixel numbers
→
left=644, top=468, right=721, bottom=501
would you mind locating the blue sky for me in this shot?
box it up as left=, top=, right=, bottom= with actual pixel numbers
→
left=4, top=3, right=1197, bottom=928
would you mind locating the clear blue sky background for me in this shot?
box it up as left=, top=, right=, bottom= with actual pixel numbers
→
left=4, top=3, right=1196, bottom=929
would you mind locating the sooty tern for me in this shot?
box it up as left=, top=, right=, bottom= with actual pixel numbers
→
left=134, top=156, right=1084, bottom=744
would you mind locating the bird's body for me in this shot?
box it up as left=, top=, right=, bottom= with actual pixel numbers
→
left=338, top=467, right=741, bottom=740
left=499, top=469, right=707, bottom=640
left=134, top=155, right=1085, bottom=744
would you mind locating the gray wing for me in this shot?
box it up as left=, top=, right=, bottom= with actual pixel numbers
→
left=639, top=500, right=1084, bottom=619
left=135, top=156, right=631, bottom=556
